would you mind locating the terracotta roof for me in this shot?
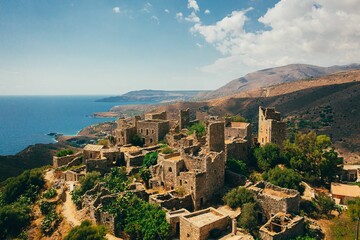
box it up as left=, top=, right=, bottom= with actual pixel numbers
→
left=83, top=144, right=104, bottom=151
left=331, top=183, right=360, bottom=198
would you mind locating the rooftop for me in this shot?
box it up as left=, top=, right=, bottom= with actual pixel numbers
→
left=230, top=122, right=250, bottom=129
left=343, top=165, right=360, bottom=170
left=183, top=208, right=227, bottom=228
left=331, top=183, right=360, bottom=198
left=83, top=144, right=104, bottom=151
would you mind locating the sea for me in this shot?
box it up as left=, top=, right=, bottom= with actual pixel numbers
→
left=0, top=96, right=140, bottom=156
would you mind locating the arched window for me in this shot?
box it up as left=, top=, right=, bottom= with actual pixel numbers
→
left=168, top=167, right=172, bottom=172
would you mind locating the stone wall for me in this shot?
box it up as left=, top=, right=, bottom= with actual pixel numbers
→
left=124, top=151, right=144, bottom=167
left=166, top=208, right=191, bottom=237
left=225, top=170, right=247, bottom=187
left=53, top=152, right=82, bottom=168
left=145, top=111, right=167, bottom=120
left=180, top=208, right=230, bottom=240
left=149, top=192, right=193, bottom=211
left=86, top=158, right=110, bottom=175
left=137, top=120, right=170, bottom=146
left=225, top=139, right=250, bottom=162
left=259, top=214, right=304, bottom=240
left=250, top=182, right=300, bottom=218
left=207, top=121, right=225, bottom=153
left=180, top=109, right=190, bottom=129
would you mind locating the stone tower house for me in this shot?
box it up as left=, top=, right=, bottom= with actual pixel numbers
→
left=258, top=106, right=286, bottom=146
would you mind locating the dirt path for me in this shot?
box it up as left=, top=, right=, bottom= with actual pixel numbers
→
left=61, top=185, right=122, bottom=240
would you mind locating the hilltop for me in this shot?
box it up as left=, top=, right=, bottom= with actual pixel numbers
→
left=198, top=63, right=360, bottom=100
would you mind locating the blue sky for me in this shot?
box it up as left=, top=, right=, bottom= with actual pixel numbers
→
left=1, top=0, right=359, bottom=95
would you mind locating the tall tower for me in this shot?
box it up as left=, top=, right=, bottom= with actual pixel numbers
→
left=258, top=106, right=286, bottom=146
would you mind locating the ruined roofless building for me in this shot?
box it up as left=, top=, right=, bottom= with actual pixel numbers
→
left=137, top=112, right=170, bottom=146
left=258, top=106, right=286, bottom=146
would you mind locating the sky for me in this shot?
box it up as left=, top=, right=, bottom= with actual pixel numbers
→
left=1, top=0, right=360, bottom=95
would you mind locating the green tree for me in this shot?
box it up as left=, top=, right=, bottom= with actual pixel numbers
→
left=97, top=139, right=109, bottom=147
left=64, top=220, right=107, bottom=240
left=80, top=171, right=102, bottom=192
left=254, top=143, right=282, bottom=171
left=139, top=167, right=152, bottom=188
left=226, top=159, right=247, bottom=176
left=317, top=193, right=336, bottom=216
left=223, top=187, right=254, bottom=209
left=131, top=134, right=144, bottom=147
left=143, top=152, right=158, bottom=168
left=238, top=203, right=259, bottom=232
left=283, top=132, right=343, bottom=182
left=188, top=123, right=206, bottom=137
left=104, top=167, right=129, bottom=193
left=263, top=167, right=304, bottom=194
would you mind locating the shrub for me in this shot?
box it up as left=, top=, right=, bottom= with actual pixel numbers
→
left=223, top=187, right=254, bottom=209
left=317, top=193, right=336, bottom=216
left=238, top=203, right=259, bottom=232
left=56, top=149, right=74, bottom=157
left=263, top=166, right=304, bottom=194
left=226, top=159, right=247, bottom=176
left=131, top=134, right=144, bottom=147
left=188, top=123, right=206, bottom=137
left=143, top=152, right=158, bottom=168
left=41, top=210, right=60, bottom=235
left=0, top=203, right=31, bottom=239
left=64, top=220, right=107, bottom=240
left=161, top=147, right=174, bottom=155
left=39, top=201, right=55, bottom=215
left=254, top=143, right=282, bottom=171
left=43, top=188, right=57, bottom=199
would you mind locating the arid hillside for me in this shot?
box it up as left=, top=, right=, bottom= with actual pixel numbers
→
left=198, top=63, right=360, bottom=100
left=145, top=70, right=360, bottom=162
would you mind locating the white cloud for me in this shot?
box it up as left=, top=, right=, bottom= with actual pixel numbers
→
left=196, top=43, right=203, bottom=48
left=204, top=9, right=211, bottom=14
left=112, top=7, right=121, bottom=14
left=151, top=15, right=160, bottom=24
left=185, top=12, right=200, bottom=23
left=187, top=0, right=199, bottom=12
left=164, top=9, right=170, bottom=14
left=188, top=0, right=360, bottom=75
left=176, top=12, right=184, bottom=21
left=142, top=2, right=152, bottom=13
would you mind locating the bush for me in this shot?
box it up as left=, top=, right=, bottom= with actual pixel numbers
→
left=97, top=139, right=109, bottom=147
left=103, top=167, right=128, bottom=193
left=188, top=123, right=206, bottom=137
left=41, top=210, right=60, bottom=235
left=39, top=201, right=55, bottom=215
left=223, top=187, right=254, bottom=209
left=161, top=147, right=174, bottom=155
left=263, top=167, right=304, bottom=194
left=56, top=149, right=74, bottom=157
left=254, top=143, right=282, bottom=171
left=0, top=203, right=31, bottom=239
left=226, top=159, right=247, bottom=175
left=131, top=134, right=144, bottom=147
left=238, top=203, right=260, bottom=232
left=143, top=152, right=158, bottom=168
left=64, top=220, right=107, bottom=240
left=317, top=193, right=336, bottom=216
left=43, top=188, right=57, bottom=199
left=1, top=168, right=45, bottom=204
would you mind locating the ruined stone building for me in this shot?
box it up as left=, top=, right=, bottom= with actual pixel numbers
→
left=148, top=120, right=226, bottom=210
left=115, top=117, right=139, bottom=146
left=258, top=106, right=286, bottom=146
left=249, top=182, right=300, bottom=218
left=137, top=119, right=170, bottom=146
left=224, top=121, right=252, bottom=163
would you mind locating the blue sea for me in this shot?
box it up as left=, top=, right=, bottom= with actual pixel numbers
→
left=0, top=96, right=139, bottom=155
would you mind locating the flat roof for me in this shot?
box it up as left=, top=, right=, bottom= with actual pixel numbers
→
left=331, top=183, right=360, bottom=198
left=263, top=188, right=295, bottom=198
left=343, top=165, right=360, bottom=170
left=184, top=208, right=226, bottom=228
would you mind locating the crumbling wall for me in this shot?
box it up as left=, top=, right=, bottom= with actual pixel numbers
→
left=86, top=158, right=110, bottom=175
left=145, top=111, right=167, bottom=120
left=225, top=139, right=250, bottom=162
left=149, top=192, right=193, bottom=211
left=53, top=152, right=82, bottom=168
left=259, top=214, right=304, bottom=240
left=251, top=182, right=300, bottom=218
left=207, top=121, right=225, bottom=152
left=124, top=151, right=144, bottom=167
left=225, top=170, right=247, bottom=187
left=180, top=109, right=190, bottom=130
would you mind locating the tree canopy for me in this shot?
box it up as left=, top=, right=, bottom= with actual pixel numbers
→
left=254, top=143, right=282, bottom=171
left=223, top=187, right=254, bottom=209
left=263, top=166, right=304, bottom=194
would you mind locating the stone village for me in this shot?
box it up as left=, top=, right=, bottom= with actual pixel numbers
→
left=52, top=106, right=356, bottom=240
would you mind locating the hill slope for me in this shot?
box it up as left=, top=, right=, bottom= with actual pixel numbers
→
left=199, top=63, right=360, bottom=100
